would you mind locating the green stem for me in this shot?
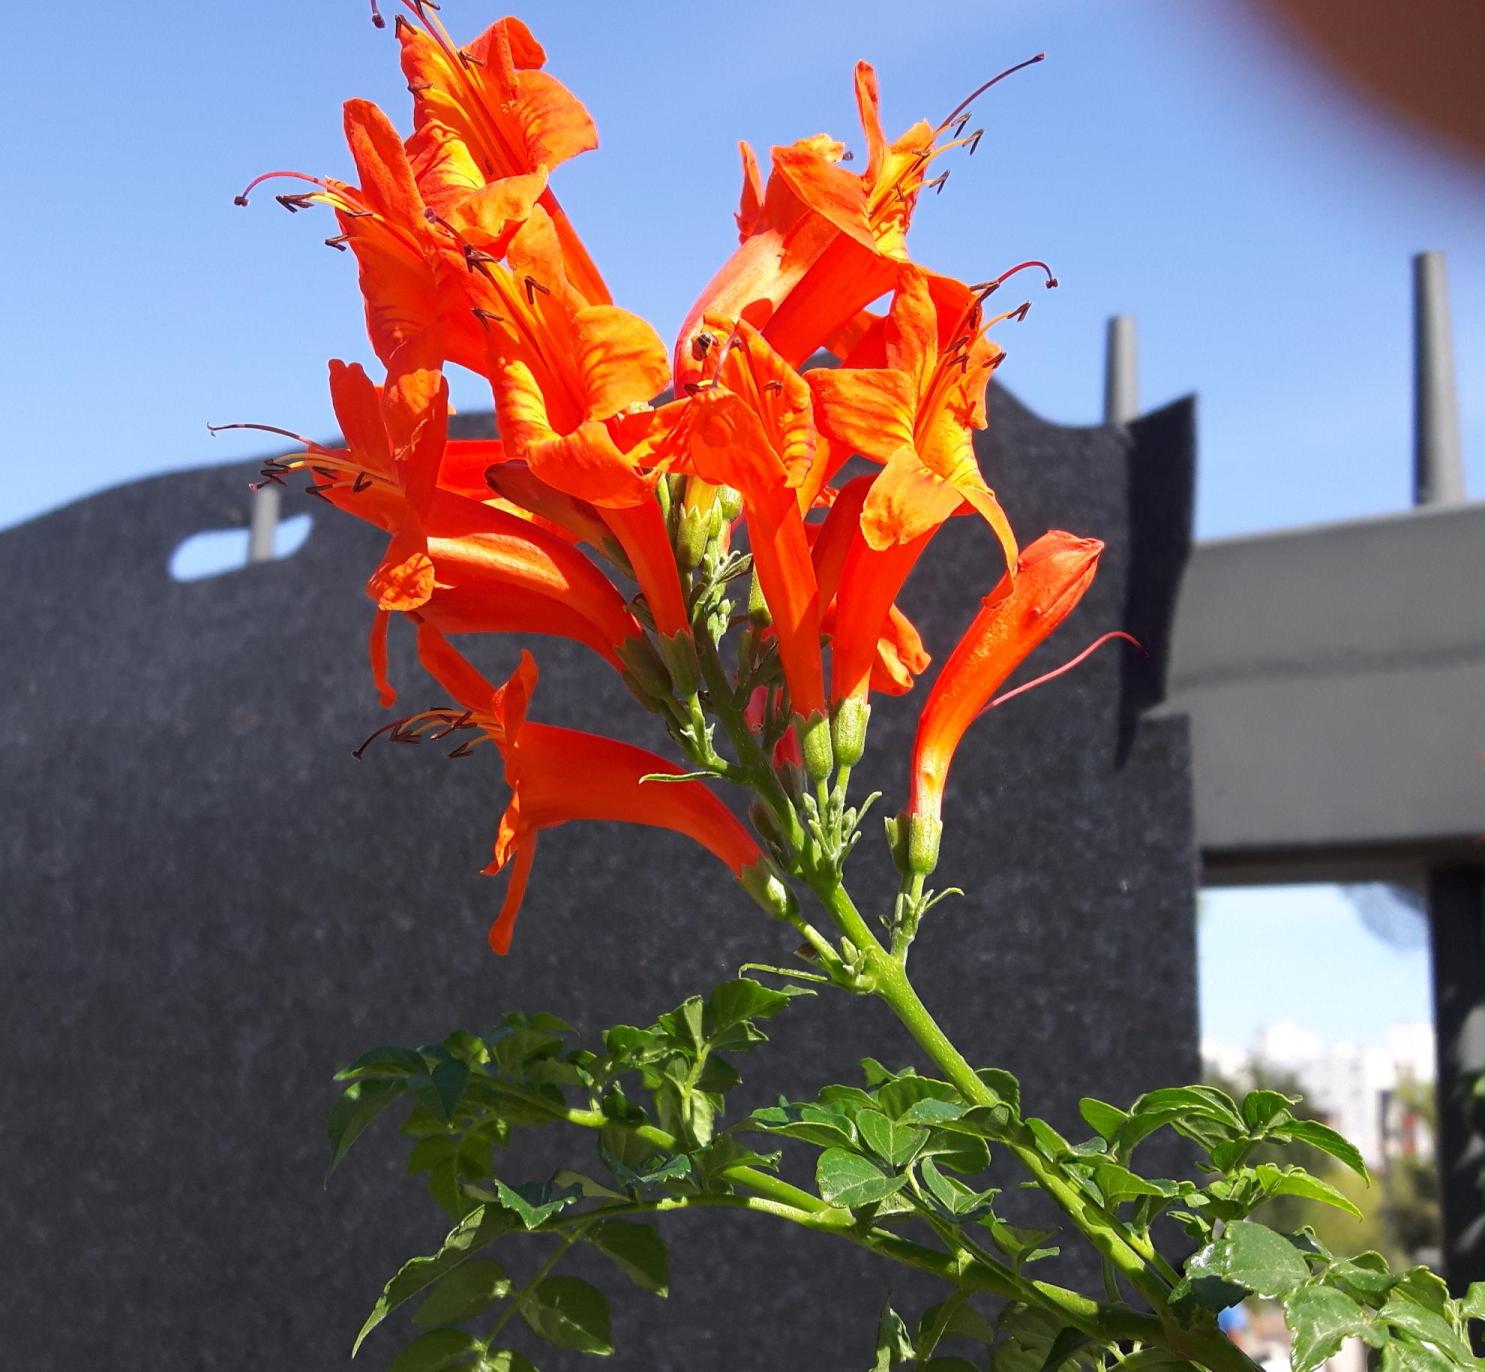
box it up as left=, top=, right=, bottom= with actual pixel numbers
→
left=484, top=1219, right=590, bottom=1344
left=808, top=879, right=1181, bottom=1308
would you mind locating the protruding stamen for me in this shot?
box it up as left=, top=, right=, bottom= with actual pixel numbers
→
left=304, top=484, right=333, bottom=502
left=276, top=193, right=317, bottom=214
left=980, top=631, right=1141, bottom=717
left=206, top=421, right=329, bottom=452
left=938, top=53, right=1045, bottom=131
left=472, top=306, right=506, bottom=326
left=464, top=245, right=499, bottom=277
left=966, top=129, right=985, bottom=156
left=976, top=261, right=1059, bottom=295
left=352, top=472, right=374, bottom=493
left=324, top=234, right=350, bottom=251
left=925, top=171, right=950, bottom=196
left=523, top=275, right=550, bottom=304
left=233, top=169, right=326, bottom=208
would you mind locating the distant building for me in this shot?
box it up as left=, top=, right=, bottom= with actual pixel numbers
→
left=1202, top=1020, right=1434, bottom=1170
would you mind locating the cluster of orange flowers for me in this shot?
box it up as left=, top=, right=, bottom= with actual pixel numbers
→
left=238, top=5, right=1104, bottom=953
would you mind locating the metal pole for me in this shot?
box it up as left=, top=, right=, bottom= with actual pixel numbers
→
left=1413, top=252, right=1466, bottom=506
left=1428, top=863, right=1485, bottom=1295
left=247, top=483, right=281, bottom=564
left=1104, top=314, right=1138, bottom=425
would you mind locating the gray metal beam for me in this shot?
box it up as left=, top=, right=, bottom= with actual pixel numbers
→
left=1104, top=315, right=1138, bottom=425
left=1161, top=502, right=1485, bottom=880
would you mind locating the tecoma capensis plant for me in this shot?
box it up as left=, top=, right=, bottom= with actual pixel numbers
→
left=225, top=5, right=1481, bottom=1368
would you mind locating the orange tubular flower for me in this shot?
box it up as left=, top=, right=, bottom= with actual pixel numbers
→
left=414, top=632, right=764, bottom=954
left=483, top=209, right=673, bottom=509
left=281, top=359, right=644, bottom=699
left=675, top=61, right=995, bottom=378
left=808, top=265, right=1019, bottom=573
left=396, top=9, right=610, bottom=305
left=907, top=531, right=1104, bottom=830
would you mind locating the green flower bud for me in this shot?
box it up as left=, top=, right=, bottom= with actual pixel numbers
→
left=830, top=696, right=870, bottom=768
left=616, top=636, right=672, bottom=700
left=747, top=571, right=772, bottom=627
left=739, top=859, right=798, bottom=922
left=796, top=711, right=834, bottom=782
left=658, top=630, right=701, bottom=697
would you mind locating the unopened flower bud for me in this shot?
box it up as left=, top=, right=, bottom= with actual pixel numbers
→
left=658, top=630, right=701, bottom=697
left=616, top=636, right=673, bottom=700
left=674, top=501, right=712, bottom=570
left=739, top=859, right=798, bottom=921
left=796, top=712, right=834, bottom=782
left=747, top=571, right=772, bottom=627
left=886, top=811, right=941, bottom=877
left=830, top=697, right=870, bottom=768
left=716, top=484, right=743, bottom=523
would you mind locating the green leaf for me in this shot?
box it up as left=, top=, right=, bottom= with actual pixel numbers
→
left=408, top=1060, right=469, bottom=1124
left=989, top=1303, right=1090, bottom=1372
left=1078, top=1097, right=1128, bottom=1142
left=586, top=1219, right=669, bottom=1296
left=1040, top=1327, right=1091, bottom=1372
left=704, top=978, right=793, bottom=1038
left=1132, top=1086, right=1243, bottom=1129
left=749, top=1102, right=856, bottom=1149
left=413, top=1259, right=511, bottom=1330
left=1284, top=1285, right=1373, bottom=1372
left=521, top=1275, right=614, bottom=1355
left=1026, top=1117, right=1072, bottom=1158
left=482, top=1354, right=538, bottom=1372
left=336, top=1045, right=430, bottom=1080
left=870, top=1303, right=915, bottom=1371
left=1328, top=1252, right=1397, bottom=1301
left=919, top=1299, right=997, bottom=1347
left=1380, top=1346, right=1454, bottom=1372
left=918, top=1125, right=991, bottom=1175
left=920, top=1157, right=997, bottom=1217
left=354, top=1206, right=517, bottom=1354
left=1457, top=1281, right=1485, bottom=1322
left=388, top=1328, right=481, bottom=1372
left=1242, top=1088, right=1299, bottom=1130
left=816, top=1148, right=909, bottom=1209
left=1190, top=1220, right=1311, bottom=1298
left=1393, top=1266, right=1451, bottom=1315
left=491, top=1179, right=581, bottom=1231
left=1254, top=1164, right=1364, bottom=1219
left=1380, top=1292, right=1473, bottom=1362
left=328, top=1078, right=404, bottom=1175
left=899, top=1097, right=970, bottom=1126
left=876, top=1072, right=958, bottom=1120
left=1089, top=1163, right=1173, bottom=1203
left=976, top=1068, right=1022, bottom=1116
left=981, top=1217, right=1061, bottom=1270
left=858, top=1110, right=928, bottom=1168
left=1275, top=1118, right=1370, bottom=1182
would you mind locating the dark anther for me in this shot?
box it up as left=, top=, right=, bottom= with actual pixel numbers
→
left=1007, top=301, right=1031, bottom=324
left=275, top=193, right=316, bottom=213
left=304, top=483, right=333, bottom=502
left=683, top=381, right=703, bottom=397
left=967, top=129, right=984, bottom=156
left=324, top=235, right=350, bottom=252
left=840, top=150, right=855, bottom=162
left=690, top=331, right=717, bottom=361
left=341, top=208, right=373, bottom=219
left=458, top=49, right=483, bottom=68
left=311, top=465, right=339, bottom=480
left=353, top=716, right=410, bottom=759
left=353, top=472, right=373, bottom=493
left=393, top=14, right=413, bottom=34
left=472, top=307, right=506, bottom=326
left=447, top=739, right=478, bottom=759
left=763, top=379, right=783, bottom=394
left=464, top=244, right=498, bottom=278
left=407, top=81, right=432, bottom=94
left=926, top=171, right=950, bottom=195
left=950, top=113, right=972, bottom=138
left=232, top=195, right=249, bottom=207
left=430, top=710, right=474, bottom=741
left=523, top=275, right=550, bottom=304
left=390, top=721, right=423, bottom=745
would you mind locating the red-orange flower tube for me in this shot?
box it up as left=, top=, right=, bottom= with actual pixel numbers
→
left=902, top=531, right=1103, bottom=870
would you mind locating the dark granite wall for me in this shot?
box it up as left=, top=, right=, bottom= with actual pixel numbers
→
left=0, top=388, right=1198, bottom=1370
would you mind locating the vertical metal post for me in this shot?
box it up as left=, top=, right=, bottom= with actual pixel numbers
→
left=247, top=483, right=281, bottom=564
left=1104, top=314, right=1138, bottom=425
left=1413, top=252, right=1466, bottom=506
left=1428, top=864, right=1485, bottom=1295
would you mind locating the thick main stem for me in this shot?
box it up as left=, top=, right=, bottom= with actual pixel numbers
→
left=810, top=879, right=1181, bottom=1308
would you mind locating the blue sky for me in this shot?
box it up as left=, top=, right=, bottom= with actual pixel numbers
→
left=4, top=2, right=1468, bottom=1041
left=2, top=0, right=1480, bottom=536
